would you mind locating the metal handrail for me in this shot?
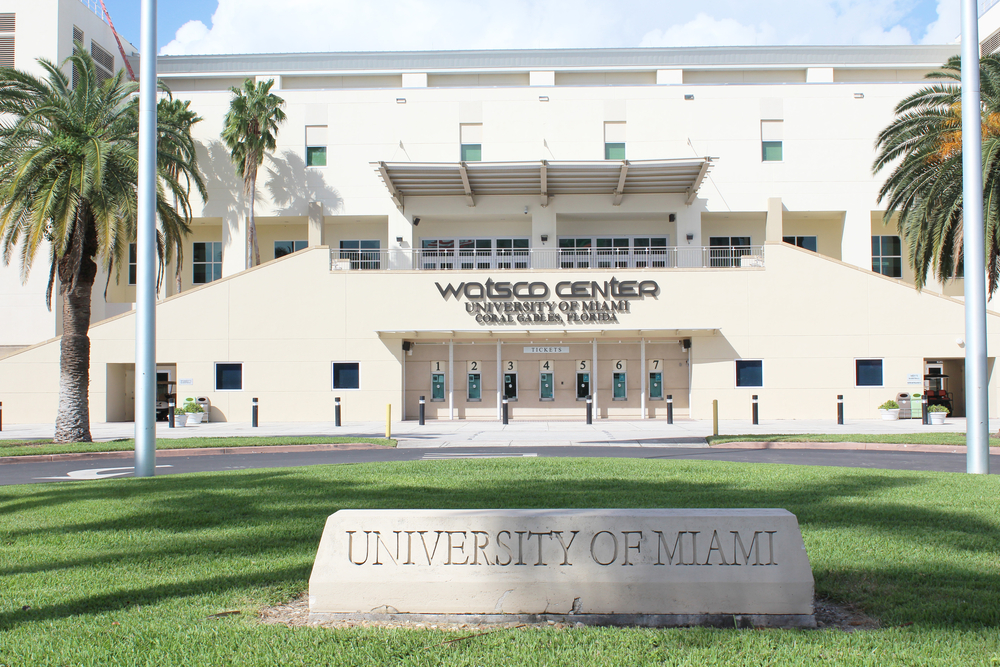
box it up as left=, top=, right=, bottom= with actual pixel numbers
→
left=329, top=245, right=765, bottom=271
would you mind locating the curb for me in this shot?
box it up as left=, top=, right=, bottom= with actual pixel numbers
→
left=710, top=441, right=969, bottom=454
left=0, top=442, right=388, bottom=465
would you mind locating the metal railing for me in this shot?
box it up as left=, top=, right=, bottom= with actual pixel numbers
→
left=78, top=0, right=111, bottom=25
left=329, top=245, right=765, bottom=271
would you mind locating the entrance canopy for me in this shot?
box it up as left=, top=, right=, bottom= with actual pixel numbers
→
left=372, top=158, right=713, bottom=208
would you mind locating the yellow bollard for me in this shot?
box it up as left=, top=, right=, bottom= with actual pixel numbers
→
left=386, top=403, right=391, bottom=439
left=713, top=399, right=719, bottom=436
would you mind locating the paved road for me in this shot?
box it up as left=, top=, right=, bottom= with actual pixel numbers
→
left=3, top=445, right=997, bottom=486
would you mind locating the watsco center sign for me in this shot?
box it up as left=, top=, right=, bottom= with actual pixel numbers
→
left=436, top=277, right=660, bottom=325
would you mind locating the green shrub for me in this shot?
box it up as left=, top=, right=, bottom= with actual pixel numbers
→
left=879, top=399, right=899, bottom=410
left=927, top=404, right=949, bottom=413
left=183, top=401, right=204, bottom=414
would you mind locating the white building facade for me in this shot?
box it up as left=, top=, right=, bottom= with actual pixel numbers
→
left=1, top=0, right=998, bottom=424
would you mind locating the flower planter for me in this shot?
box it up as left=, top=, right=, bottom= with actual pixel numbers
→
left=173, top=413, right=188, bottom=427
left=929, top=411, right=947, bottom=425
left=186, top=412, right=204, bottom=425
left=879, top=409, right=900, bottom=421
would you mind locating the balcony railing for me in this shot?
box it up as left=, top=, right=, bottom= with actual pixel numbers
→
left=330, top=246, right=765, bottom=271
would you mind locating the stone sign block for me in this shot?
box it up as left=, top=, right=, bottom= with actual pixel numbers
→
left=309, top=508, right=814, bottom=627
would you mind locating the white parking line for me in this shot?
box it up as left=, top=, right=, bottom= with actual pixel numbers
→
left=36, top=465, right=173, bottom=481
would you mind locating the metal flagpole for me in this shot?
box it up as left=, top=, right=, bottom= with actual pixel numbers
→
left=961, top=0, right=990, bottom=474
left=135, top=0, right=158, bottom=477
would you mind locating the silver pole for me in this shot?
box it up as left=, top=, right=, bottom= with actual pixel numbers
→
left=962, top=0, right=990, bottom=474
left=135, top=0, right=158, bottom=477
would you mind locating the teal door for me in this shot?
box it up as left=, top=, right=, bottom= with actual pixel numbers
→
left=432, top=373, right=445, bottom=401
left=613, top=372, right=627, bottom=400
left=468, top=373, right=481, bottom=400
left=649, top=372, right=662, bottom=399
left=540, top=372, right=554, bottom=400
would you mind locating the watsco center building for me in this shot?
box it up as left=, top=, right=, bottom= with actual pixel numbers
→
left=2, top=0, right=1000, bottom=425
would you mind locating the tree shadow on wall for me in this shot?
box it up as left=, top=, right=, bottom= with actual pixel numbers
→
left=265, top=150, right=344, bottom=217
left=196, top=140, right=248, bottom=220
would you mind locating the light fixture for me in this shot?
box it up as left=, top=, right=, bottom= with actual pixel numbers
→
left=540, top=234, right=548, bottom=242
left=538, top=95, right=549, bottom=102
left=686, top=233, right=694, bottom=241
left=684, top=94, right=694, bottom=100
left=668, top=213, right=676, bottom=222
left=396, top=97, right=406, bottom=104
left=524, top=206, right=529, bottom=214
left=854, top=93, right=864, bottom=99
left=412, top=217, right=420, bottom=225
left=396, top=236, right=403, bottom=243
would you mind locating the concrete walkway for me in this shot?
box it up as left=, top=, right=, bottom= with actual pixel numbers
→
left=0, top=416, right=990, bottom=449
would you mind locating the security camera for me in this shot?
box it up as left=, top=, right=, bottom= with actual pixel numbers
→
left=412, top=217, right=420, bottom=225
left=524, top=206, right=529, bottom=215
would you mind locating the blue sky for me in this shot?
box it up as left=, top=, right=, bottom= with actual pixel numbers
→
left=95, top=0, right=960, bottom=56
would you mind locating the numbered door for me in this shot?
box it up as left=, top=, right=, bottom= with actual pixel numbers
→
left=502, top=360, right=518, bottom=400
left=467, top=360, right=481, bottom=401
left=431, top=361, right=446, bottom=401
left=612, top=359, right=627, bottom=400
left=648, top=359, right=663, bottom=399
left=576, top=359, right=591, bottom=399
left=539, top=360, right=554, bottom=400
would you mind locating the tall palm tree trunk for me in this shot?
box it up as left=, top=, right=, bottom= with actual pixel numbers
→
left=246, top=164, right=261, bottom=267
left=53, top=211, right=97, bottom=443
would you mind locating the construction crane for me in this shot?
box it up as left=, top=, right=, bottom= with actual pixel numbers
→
left=98, top=0, right=137, bottom=81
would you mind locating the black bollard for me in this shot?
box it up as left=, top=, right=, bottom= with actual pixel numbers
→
left=419, top=395, right=425, bottom=426
left=586, top=395, right=593, bottom=425
left=837, top=394, right=844, bottom=425
left=752, top=394, right=759, bottom=425
left=168, top=397, right=175, bottom=428
left=502, top=396, right=509, bottom=425
left=666, top=395, right=673, bottom=425
left=922, top=396, right=929, bottom=425
left=0, top=400, right=3, bottom=432
left=335, top=397, right=342, bottom=427
left=252, top=397, right=259, bottom=428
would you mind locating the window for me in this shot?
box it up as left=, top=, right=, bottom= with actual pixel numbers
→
left=91, top=41, right=114, bottom=86
left=128, top=243, right=137, bottom=285
left=783, top=236, right=817, bottom=252
left=761, top=120, right=783, bottom=161
left=736, top=360, right=763, bottom=387
left=604, top=121, right=626, bottom=160
left=193, top=242, right=222, bottom=284
left=460, top=123, right=482, bottom=161
left=709, top=236, right=752, bottom=267
left=305, top=125, right=327, bottom=167
left=72, top=26, right=83, bottom=88
left=215, top=363, right=242, bottom=391
left=339, top=240, right=380, bottom=269
left=558, top=236, right=669, bottom=269
left=872, top=235, right=902, bottom=278
left=420, top=237, right=529, bottom=270
left=275, top=240, right=307, bottom=259
left=856, top=359, right=883, bottom=387
left=0, top=13, right=14, bottom=69
left=333, top=362, right=360, bottom=389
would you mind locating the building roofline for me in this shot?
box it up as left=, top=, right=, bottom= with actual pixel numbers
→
left=154, top=44, right=960, bottom=76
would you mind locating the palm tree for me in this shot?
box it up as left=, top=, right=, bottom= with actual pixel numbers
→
left=157, top=97, right=207, bottom=292
left=0, top=49, right=205, bottom=442
left=222, top=78, right=286, bottom=267
left=873, top=53, right=1000, bottom=296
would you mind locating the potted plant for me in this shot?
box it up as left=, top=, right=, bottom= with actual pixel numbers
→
left=184, top=399, right=204, bottom=425
left=878, top=399, right=900, bottom=421
left=927, top=404, right=949, bottom=425
left=173, top=407, right=188, bottom=427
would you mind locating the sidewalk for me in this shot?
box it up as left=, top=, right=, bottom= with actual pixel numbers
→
left=0, top=416, right=989, bottom=449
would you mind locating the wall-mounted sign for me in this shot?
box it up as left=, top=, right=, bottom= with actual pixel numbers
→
left=524, top=346, right=569, bottom=354
left=178, top=378, right=194, bottom=386
left=906, top=373, right=921, bottom=385
left=436, top=277, right=659, bottom=327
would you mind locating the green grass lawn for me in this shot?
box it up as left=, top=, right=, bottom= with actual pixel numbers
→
left=707, top=433, right=994, bottom=446
left=0, top=435, right=396, bottom=457
left=2, top=459, right=999, bottom=665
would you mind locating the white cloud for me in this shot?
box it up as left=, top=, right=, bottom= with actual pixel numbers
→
left=920, top=0, right=960, bottom=44
left=158, top=0, right=948, bottom=55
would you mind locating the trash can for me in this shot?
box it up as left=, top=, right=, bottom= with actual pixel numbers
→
left=196, top=396, right=211, bottom=422
left=896, top=392, right=912, bottom=420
